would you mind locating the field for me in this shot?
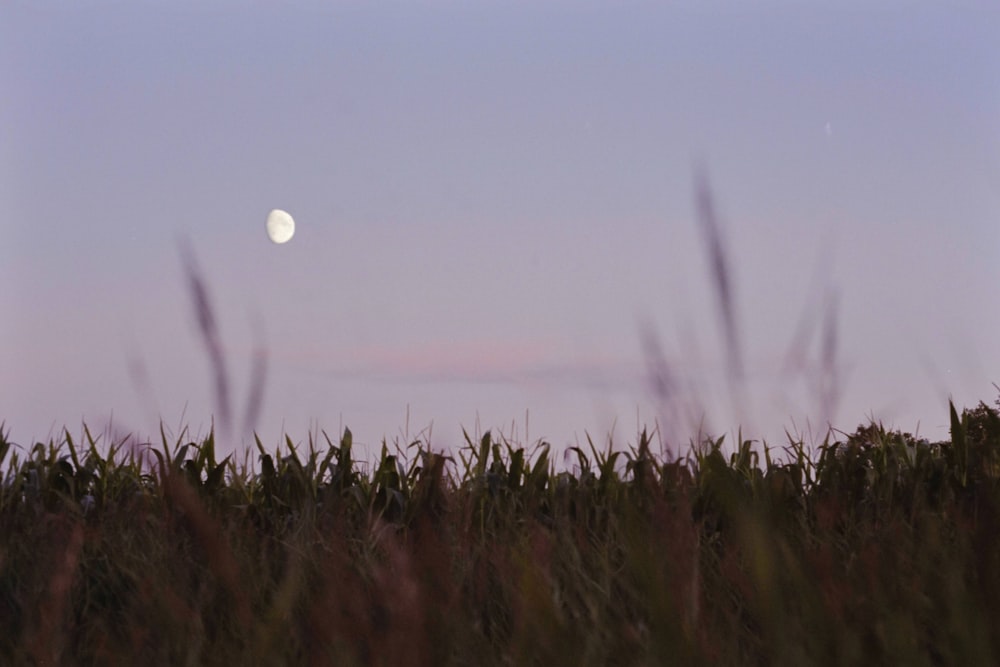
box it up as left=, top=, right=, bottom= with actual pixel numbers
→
left=2, top=394, right=1000, bottom=665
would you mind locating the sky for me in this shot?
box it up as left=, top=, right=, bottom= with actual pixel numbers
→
left=2, top=2, right=999, bottom=463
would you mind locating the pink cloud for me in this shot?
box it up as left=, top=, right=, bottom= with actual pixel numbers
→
left=348, top=339, right=554, bottom=379
left=281, top=337, right=642, bottom=389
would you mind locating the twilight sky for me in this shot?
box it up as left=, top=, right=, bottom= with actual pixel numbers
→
left=3, top=2, right=998, bottom=460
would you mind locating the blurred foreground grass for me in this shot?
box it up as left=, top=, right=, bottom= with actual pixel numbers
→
left=2, top=395, right=1000, bottom=665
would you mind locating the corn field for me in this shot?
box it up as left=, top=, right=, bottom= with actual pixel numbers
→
left=2, top=396, right=1000, bottom=665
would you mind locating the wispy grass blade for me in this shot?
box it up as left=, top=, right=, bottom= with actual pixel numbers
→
left=179, top=238, right=232, bottom=442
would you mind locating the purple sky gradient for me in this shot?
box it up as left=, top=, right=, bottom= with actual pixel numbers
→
left=3, top=2, right=999, bottom=459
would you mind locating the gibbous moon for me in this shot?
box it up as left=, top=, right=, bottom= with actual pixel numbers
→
left=266, top=209, right=295, bottom=244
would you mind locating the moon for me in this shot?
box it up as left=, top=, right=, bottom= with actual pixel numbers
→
left=266, top=209, right=295, bottom=244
